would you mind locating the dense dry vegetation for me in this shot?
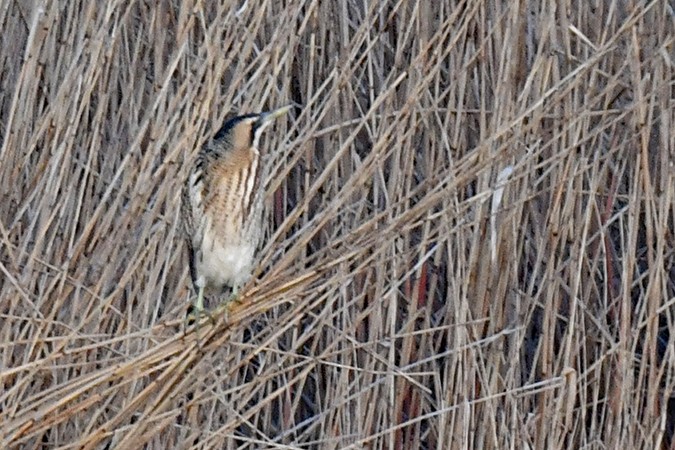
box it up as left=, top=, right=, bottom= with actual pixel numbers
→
left=1, top=0, right=674, bottom=448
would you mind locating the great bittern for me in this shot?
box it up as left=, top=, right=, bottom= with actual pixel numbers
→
left=181, top=105, right=291, bottom=316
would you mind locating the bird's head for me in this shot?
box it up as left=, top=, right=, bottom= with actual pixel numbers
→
left=213, top=105, right=292, bottom=152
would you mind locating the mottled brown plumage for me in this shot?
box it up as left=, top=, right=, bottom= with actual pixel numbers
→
left=181, top=106, right=290, bottom=313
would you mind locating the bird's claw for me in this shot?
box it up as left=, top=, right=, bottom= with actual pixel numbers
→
left=185, top=304, right=216, bottom=327
left=211, top=289, right=243, bottom=316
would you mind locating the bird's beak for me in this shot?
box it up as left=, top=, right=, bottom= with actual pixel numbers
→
left=258, top=105, right=292, bottom=127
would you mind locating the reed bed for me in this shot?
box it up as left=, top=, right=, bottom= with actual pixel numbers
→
left=1, top=0, right=673, bottom=448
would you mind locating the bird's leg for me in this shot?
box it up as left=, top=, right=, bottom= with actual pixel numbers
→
left=185, top=283, right=215, bottom=328
left=213, top=285, right=244, bottom=316
left=227, top=285, right=240, bottom=304
left=227, top=285, right=248, bottom=309
left=195, top=284, right=205, bottom=313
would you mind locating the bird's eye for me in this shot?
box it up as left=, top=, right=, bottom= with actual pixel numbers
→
left=252, top=116, right=264, bottom=132
left=251, top=116, right=268, bottom=145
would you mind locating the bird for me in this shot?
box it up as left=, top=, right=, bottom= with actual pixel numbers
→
left=181, top=105, right=291, bottom=317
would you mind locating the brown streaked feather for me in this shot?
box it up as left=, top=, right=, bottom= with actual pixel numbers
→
left=242, top=150, right=260, bottom=224
left=180, top=173, right=199, bottom=290
left=203, top=149, right=257, bottom=214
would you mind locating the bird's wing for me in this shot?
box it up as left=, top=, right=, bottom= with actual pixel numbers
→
left=181, top=163, right=205, bottom=291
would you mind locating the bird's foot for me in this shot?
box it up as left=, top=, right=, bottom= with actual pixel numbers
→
left=227, top=288, right=243, bottom=305
left=184, top=286, right=216, bottom=329
left=212, top=288, right=244, bottom=316
left=185, top=304, right=216, bottom=326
